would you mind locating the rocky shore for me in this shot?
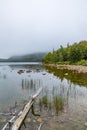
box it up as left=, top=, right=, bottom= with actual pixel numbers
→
left=43, top=64, right=87, bottom=73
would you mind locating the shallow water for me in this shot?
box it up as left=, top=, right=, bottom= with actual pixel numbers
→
left=0, top=63, right=87, bottom=130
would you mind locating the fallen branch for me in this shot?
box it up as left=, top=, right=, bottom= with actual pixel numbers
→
left=11, top=87, right=42, bottom=130
left=2, top=87, right=42, bottom=130
left=38, top=122, right=44, bottom=130
left=0, top=111, right=16, bottom=116
left=2, top=116, right=16, bottom=130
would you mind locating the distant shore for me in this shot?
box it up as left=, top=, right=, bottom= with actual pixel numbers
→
left=43, top=64, right=87, bottom=73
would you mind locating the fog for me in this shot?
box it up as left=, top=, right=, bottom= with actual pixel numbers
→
left=0, top=0, right=87, bottom=58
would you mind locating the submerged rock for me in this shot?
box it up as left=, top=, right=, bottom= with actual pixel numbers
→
left=85, top=122, right=87, bottom=127
left=17, top=70, right=24, bottom=74
left=0, top=118, right=6, bottom=123
left=42, top=73, right=46, bottom=75
left=26, top=118, right=31, bottom=123
left=26, top=70, right=32, bottom=73
left=37, top=118, right=42, bottom=123
left=33, top=120, right=36, bottom=123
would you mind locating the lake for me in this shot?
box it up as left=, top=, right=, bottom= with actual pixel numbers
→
left=0, top=62, right=87, bottom=130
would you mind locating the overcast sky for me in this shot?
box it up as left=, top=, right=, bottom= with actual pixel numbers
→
left=0, top=0, right=87, bottom=58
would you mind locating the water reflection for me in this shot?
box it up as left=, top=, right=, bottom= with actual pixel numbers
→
left=21, top=78, right=42, bottom=97
left=45, top=66, right=87, bottom=87
left=0, top=71, right=7, bottom=80
left=39, top=94, right=64, bottom=115
left=9, top=64, right=44, bottom=71
left=0, top=63, right=87, bottom=130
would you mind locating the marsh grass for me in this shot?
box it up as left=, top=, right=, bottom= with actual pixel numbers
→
left=53, top=96, right=64, bottom=114
left=39, top=95, right=48, bottom=108
left=39, top=95, right=64, bottom=114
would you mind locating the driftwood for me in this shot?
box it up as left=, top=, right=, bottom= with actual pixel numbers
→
left=2, top=116, right=16, bottom=130
left=2, top=87, right=42, bottom=130
left=11, top=87, right=42, bottom=130
left=38, top=122, right=44, bottom=130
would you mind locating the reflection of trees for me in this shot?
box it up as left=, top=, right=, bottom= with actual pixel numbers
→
left=20, top=65, right=87, bottom=116
left=45, top=66, right=87, bottom=87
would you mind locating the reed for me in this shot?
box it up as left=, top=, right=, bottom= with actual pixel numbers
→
left=53, top=96, right=64, bottom=114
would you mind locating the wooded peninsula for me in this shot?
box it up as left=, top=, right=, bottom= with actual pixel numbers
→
left=43, top=41, right=87, bottom=66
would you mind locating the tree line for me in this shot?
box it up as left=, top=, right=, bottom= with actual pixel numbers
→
left=43, top=41, right=87, bottom=64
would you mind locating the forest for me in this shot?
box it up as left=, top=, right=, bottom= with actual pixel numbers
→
left=43, top=41, right=87, bottom=65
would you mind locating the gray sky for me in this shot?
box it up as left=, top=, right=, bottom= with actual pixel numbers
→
left=0, top=0, right=87, bottom=58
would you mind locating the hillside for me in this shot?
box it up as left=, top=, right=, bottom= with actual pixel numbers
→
left=0, top=52, right=47, bottom=62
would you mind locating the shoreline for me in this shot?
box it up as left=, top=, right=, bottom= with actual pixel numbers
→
left=43, top=64, right=87, bottom=73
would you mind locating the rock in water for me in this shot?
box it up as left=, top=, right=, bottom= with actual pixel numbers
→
left=85, top=122, right=87, bottom=127
left=37, top=118, right=42, bottom=123
left=26, top=118, right=31, bottom=122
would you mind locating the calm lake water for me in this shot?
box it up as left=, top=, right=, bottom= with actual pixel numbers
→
left=0, top=62, right=87, bottom=130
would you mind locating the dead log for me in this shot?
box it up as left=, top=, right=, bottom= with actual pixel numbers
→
left=2, top=116, right=16, bottom=130
left=11, top=87, right=42, bottom=130
left=38, top=122, right=44, bottom=130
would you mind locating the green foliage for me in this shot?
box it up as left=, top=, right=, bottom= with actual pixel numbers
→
left=76, top=60, right=87, bottom=66
left=43, top=52, right=53, bottom=63
left=43, top=41, right=87, bottom=65
left=69, top=46, right=83, bottom=63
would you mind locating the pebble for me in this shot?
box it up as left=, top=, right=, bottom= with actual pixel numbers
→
left=33, top=120, right=36, bottom=123
left=0, top=118, right=6, bottom=122
left=37, top=118, right=42, bottom=122
left=68, top=118, right=72, bottom=121
left=26, top=118, right=31, bottom=122
left=85, top=122, right=87, bottom=127
left=63, top=110, right=67, bottom=113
